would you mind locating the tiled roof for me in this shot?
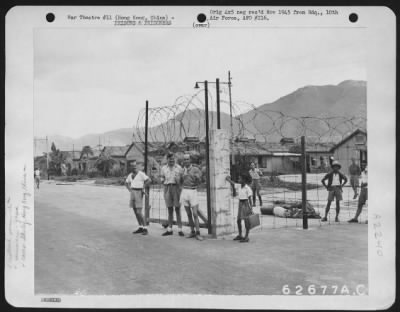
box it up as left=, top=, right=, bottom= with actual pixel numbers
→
left=60, top=151, right=82, bottom=160
left=102, top=146, right=130, bottom=157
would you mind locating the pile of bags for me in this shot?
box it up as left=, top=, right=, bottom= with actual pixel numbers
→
left=260, top=200, right=321, bottom=219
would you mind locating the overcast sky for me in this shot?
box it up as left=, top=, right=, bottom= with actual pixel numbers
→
left=34, top=27, right=366, bottom=138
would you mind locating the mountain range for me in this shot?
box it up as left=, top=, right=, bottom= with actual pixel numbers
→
left=34, top=80, right=366, bottom=155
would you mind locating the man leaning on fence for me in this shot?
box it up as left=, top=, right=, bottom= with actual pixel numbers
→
left=321, top=160, right=348, bottom=222
left=349, top=163, right=368, bottom=224
left=349, top=157, right=361, bottom=199
left=181, top=153, right=204, bottom=241
left=125, top=160, right=152, bottom=235
left=160, top=152, right=184, bottom=237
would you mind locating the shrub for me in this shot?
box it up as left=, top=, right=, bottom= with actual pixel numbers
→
left=87, top=168, right=99, bottom=178
left=110, top=168, right=123, bottom=177
left=71, top=168, right=79, bottom=176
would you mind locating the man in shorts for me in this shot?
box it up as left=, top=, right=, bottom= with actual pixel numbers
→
left=160, top=152, right=184, bottom=236
left=321, top=160, right=348, bottom=222
left=348, top=163, right=368, bottom=223
left=125, top=160, right=152, bottom=235
left=249, top=162, right=263, bottom=207
left=181, top=153, right=203, bottom=241
left=348, top=157, right=361, bottom=199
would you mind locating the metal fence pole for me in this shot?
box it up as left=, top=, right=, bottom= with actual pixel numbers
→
left=144, top=100, right=150, bottom=225
left=204, top=81, right=212, bottom=234
left=301, top=136, right=308, bottom=229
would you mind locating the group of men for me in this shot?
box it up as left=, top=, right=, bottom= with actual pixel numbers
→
left=125, top=152, right=368, bottom=237
left=321, top=158, right=368, bottom=223
left=124, top=152, right=204, bottom=240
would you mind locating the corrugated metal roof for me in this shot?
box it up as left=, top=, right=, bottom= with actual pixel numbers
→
left=232, top=142, right=272, bottom=155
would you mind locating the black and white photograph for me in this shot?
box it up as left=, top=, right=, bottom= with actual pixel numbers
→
left=5, top=6, right=396, bottom=309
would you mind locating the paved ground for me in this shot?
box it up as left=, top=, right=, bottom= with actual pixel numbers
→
left=35, top=181, right=368, bottom=295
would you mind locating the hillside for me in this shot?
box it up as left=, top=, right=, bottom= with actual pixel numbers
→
left=34, top=80, right=366, bottom=155
left=237, top=80, right=366, bottom=141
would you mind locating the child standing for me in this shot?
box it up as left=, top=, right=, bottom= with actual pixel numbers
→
left=227, top=174, right=253, bottom=243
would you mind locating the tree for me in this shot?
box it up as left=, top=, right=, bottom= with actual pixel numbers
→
left=51, top=142, right=57, bottom=153
left=81, top=145, right=94, bottom=158
left=95, top=154, right=116, bottom=177
left=48, top=143, right=66, bottom=176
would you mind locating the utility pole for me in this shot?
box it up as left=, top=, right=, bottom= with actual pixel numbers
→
left=216, top=78, right=221, bottom=129
left=228, top=71, right=235, bottom=171
left=46, top=136, right=49, bottom=171
left=228, top=71, right=233, bottom=138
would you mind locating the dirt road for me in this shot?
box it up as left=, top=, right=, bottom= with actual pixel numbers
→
left=35, top=182, right=368, bottom=295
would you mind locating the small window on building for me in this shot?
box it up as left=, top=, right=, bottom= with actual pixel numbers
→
left=311, top=157, right=317, bottom=166
left=258, top=156, right=268, bottom=168
left=355, top=134, right=366, bottom=145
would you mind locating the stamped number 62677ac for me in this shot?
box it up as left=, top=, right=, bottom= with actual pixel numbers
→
left=282, top=284, right=367, bottom=295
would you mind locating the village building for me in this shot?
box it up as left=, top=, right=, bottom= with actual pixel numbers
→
left=79, top=149, right=102, bottom=173
left=100, top=145, right=131, bottom=174
left=329, top=129, right=367, bottom=175
left=59, top=151, right=81, bottom=174
left=304, top=143, right=335, bottom=173
left=125, top=142, right=164, bottom=174
left=34, top=155, right=48, bottom=176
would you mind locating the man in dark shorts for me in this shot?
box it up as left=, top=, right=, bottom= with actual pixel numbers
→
left=348, top=164, right=368, bottom=223
left=349, top=157, right=361, bottom=199
left=125, top=161, right=152, bottom=235
left=160, top=152, right=184, bottom=236
left=321, top=160, right=348, bottom=222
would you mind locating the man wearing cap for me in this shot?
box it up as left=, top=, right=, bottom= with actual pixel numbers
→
left=348, top=163, right=368, bottom=223
left=348, top=157, right=361, bottom=199
left=181, top=153, right=203, bottom=241
left=160, top=152, right=184, bottom=237
left=321, top=160, right=348, bottom=222
left=125, top=160, right=152, bottom=235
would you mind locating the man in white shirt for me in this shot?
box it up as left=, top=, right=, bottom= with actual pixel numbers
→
left=125, top=160, right=152, bottom=235
left=160, top=152, right=184, bottom=236
left=181, top=154, right=203, bottom=241
left=34, top=168, right=41, bottom=189
left=348, top=163, right=368, bottom=223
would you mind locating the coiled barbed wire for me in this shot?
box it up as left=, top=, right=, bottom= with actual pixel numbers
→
left=134, top=88, right=366, bottom=148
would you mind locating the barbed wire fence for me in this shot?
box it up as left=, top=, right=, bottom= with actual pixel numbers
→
left=134, top=86, right=367, bottom=231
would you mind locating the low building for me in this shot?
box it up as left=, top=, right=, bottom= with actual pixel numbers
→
left=34, top=155, right=48, bottom=177
left=125, top=142, right=164, bottom=174
left=59, top=151, right=81, bottom=174
left=79, top=149, right=101, bottom=173
left=305, top=143, right=335, bottom=173
left=231, top=141, right=301, bottom=176
left=100, top=145, right=131, bottom=174
left=330, top=129, right=367, bottom=175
